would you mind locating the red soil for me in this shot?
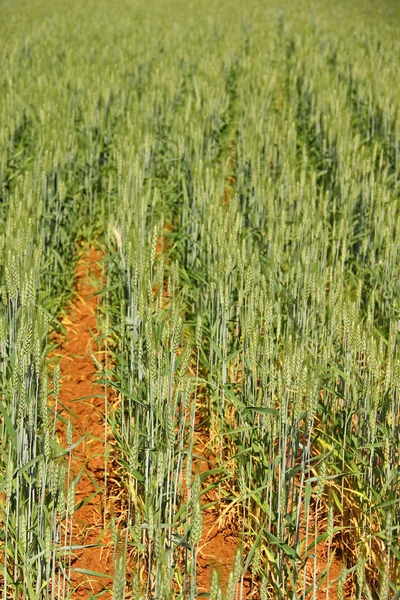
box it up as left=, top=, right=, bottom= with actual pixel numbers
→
left=193, top=421, right=251, bottom=597
left=54, top=247, right=114, bottom=599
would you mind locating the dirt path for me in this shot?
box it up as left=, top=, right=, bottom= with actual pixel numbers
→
left=194, top=428, right=245, bottom=596
left=54, top=247, right=114, bottom=599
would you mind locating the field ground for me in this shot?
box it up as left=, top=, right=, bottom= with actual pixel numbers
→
left=0, top=0, right=399, bottom=599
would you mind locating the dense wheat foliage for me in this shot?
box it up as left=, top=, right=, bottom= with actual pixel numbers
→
left=0, top=0, right=399, bottom=599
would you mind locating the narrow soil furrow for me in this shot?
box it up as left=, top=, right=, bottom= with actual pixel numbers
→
left=192, top=416, right=252, bottom=598
left=194, top=428, right=241, bottom=596
left=54, top=247, right=114, bottom=599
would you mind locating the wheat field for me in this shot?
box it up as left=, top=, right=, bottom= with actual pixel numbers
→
left=0, top=1, right=399, bottom=599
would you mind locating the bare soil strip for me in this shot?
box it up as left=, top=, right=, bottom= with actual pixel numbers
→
left=54, top=247, right=114, bottom=599
left=194, top=427, right=244, bottom=596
